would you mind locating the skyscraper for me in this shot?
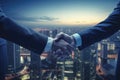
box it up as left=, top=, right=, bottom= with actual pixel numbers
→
left=7, top=41, right=20, bottom=73
left=80, top=45, right=96, bottom=80
left=30, top=52, right=41, bottom=80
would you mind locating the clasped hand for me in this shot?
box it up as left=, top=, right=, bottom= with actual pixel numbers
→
left=48, top=32, right=76, bottom=61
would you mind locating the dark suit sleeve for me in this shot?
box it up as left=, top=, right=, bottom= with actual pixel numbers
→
left=78, top=2, right=120, bottom=50
left=0, top=10, right=48, bottom=55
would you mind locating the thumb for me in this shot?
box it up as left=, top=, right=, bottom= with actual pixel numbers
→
left=54, top=32, right=72, bottom=43
left=54, top=32, right=66, bottom=42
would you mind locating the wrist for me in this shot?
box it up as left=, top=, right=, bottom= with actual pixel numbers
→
left=71, top=36, right=77, bottom=47
left=72, top=33, right=82, bottom=47
left=44, top=37, right=54, bottom=52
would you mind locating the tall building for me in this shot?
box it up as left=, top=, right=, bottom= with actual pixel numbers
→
left=7, top=41, right=20, bottom=73
left=80, top=45, right=96, bottom=80
left=96, top=38, right=118, bottom=80
left=39, top=28, right=58, bottom=37
left=30, top=52, right=41, bottom=80
left=39, top=29, right=50, bottom=36
left=101, top=41, right=108, bottom=65
left=51, top=29, right=57, bottom=38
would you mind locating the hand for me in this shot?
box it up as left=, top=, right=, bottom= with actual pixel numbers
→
left=42, top=35, right=75, bottom=69
left=41, top=40, right=72, bottom=69
left=55, top=32, right=76, bottom=47
left=51, top=39, right=74, bottom=59
left=50, top=32, right=76, bottom=59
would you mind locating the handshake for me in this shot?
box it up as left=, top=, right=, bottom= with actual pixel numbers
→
left=47, top=32, right=76, bottom=60
left=42, top=32, right=78, bottom=68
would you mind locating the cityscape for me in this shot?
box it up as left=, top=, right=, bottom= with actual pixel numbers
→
left=4, top=26, right=120, bottom=80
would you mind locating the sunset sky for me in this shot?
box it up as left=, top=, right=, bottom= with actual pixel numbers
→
left=1, top=0, right=119, bottom=27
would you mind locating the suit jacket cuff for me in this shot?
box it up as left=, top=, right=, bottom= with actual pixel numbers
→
left=44, top=37, right=53, bottom=52
left=72, top=33, right=82, bottom=47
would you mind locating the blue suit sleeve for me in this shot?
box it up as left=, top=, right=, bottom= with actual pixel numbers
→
left=0, top=10, right=49, bottom=54
left=78, top=2, right=120, bottom=50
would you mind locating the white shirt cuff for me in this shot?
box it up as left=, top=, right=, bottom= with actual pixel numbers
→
left=72, top=33, right=82, bottom=47
left=44, top=37, right=54, bottom=52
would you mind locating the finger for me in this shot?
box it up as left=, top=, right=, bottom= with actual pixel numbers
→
left=64, top=49, right=72, bottom=56
left=55, top=32, right=72, bottom=42
left=55, top=39, right=73, bottom=48
left=54, top=49, right=72, bottom=61
left=60, top=47, right=72, bottom=55
left=60, top=40, right=75, bottom=52
left=66, top=43, right=75, bottom=50
left=54, top=41, right=74, bottom=55
left=55, top=49, right=71, bottom=60
left=54, top=32, right=65, bottom=42
left=54, top=49, right=63, bottom=57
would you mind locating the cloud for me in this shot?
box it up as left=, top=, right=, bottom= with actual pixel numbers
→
left=12, top=15, right=59, bottom=22
left=39, top=16, right=59, bottom=21
left=13, top=17, right=38, bottom=22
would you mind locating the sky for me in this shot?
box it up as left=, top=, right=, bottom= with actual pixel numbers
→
left=0, top=0, right=119, bottom=28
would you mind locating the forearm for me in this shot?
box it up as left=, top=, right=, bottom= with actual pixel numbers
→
left=73, top=1, right=120, bottom=50
left=0, top=16, right=48, bottom=54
